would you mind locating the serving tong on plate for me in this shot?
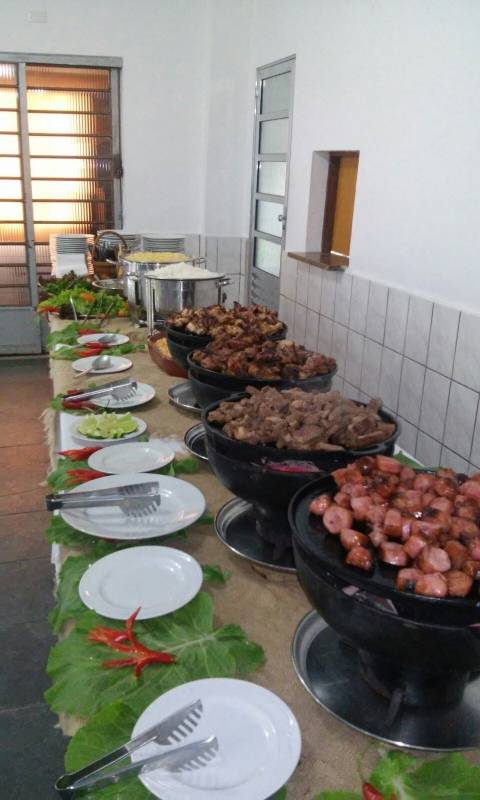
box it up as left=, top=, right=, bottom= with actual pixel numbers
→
left=46, top=481, right=161, bottom=518
left=66, top=378, right=138, bottom=403
left=55, top=699, right=219, bottom=798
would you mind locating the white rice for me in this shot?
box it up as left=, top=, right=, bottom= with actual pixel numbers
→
left=149, top=263, right=223, bottom=280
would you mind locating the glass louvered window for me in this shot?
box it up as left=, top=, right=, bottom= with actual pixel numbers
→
left=0, top=58, right=121, bottom=307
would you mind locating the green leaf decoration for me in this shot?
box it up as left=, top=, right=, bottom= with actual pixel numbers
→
left=49, top=554, right=92, bottom=633
left=47, top=458, right=90, bottom=492
left=50, top=341, right=144, bottom=361
left=394, top=452, right=424, bottom=470
left=313, top=793, right=361, bottom=800
left=202, top=564, right=231, bottom=584
left=197, top=511, right=214, bottom=525
left=45, top=514, right=94, bottom=550
left=272, top=788, right=288, bottom=799
left=45, top=592, right=265, bottom=718
left=64, top=701, right=150, bottom=800
left=173, top=455, right=200, bottom=474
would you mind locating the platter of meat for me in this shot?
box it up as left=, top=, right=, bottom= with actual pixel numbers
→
left=189, top=334, right=336, bottom=382
left=288, top=454, right=480, bottom=613
left=166, top=302, right=286, bottom=342
left=206, top=387, right=397, bottom=455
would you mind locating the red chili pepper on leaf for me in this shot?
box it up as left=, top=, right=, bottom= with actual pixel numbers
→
left=88, top=608, right=176, bottom=678
left=363, top=784, right=386, bottom=800
left=65, top=468, right=106, bottom=485
left=78, top=328, right=100, bottom=335
left=62, top=398, right=96, bottom=410
left=57, top=447, right=102, bottom=461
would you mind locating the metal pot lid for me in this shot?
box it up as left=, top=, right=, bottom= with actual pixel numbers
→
left=291, top=610, right=480, bottom=750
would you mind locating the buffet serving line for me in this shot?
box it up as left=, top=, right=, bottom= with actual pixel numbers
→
left=42, top=295, right=480, bottom=798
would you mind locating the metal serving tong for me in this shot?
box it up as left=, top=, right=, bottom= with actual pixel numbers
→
left=66, top=378, right=138, bottom=403
left=55, top=699, right=219, bottom=798
left=46, top=481, right=161, bottom=518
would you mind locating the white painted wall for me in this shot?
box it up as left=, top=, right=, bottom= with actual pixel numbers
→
left=0, top=0, right=209, bottom=233
left=207, top=0, right=480, bottom=313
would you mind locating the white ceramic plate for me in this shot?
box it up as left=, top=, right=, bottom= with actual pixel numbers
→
left=91, top=382, right=156, bottom=410
left=78, top=545, right=203, bottom=619
left=60, top=472, right=206, bottom=540
left=72, top=415, right=147, bottom=446
left=88, top=441, right=174, bottom=474
left=71, top=355, right=132, bottom=374
left=76, top=333, right=130, bottom=347
left=131, top=678, right=301, bottom=800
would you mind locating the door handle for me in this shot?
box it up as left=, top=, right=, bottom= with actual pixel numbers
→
left=277, top=214, right=287, bottom=222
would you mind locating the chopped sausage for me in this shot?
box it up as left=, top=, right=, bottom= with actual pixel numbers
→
left=434, top=477, right=458, bottom=499
left=334, top=491, right=351, bottom=509
left=369, top=528, right=387, bottom=547
left=450, top=517, right=480, bottom=541
left=396, top=568, right=422, bottom=591
left=403, top=533, right=427, bottom=559
left=459, top=480, right=480, bottom=501
left=345, top=545, right=373, bottom=571
left=365, top=504, right=387, bottom=526
left=323, top=504, right=353, bottom=534
left=430, top=497, right=454, bottom=514
left=468, top=537, right=480, bottom=561
left=376, top=455, right=402, bottom=474
left=414, top=473, right=435, bottom=492
left=384, top=508, right=403, bottom=538
left=463, top=560, right=480, bottom=580
left=379, top=542, right=409, bottom=567
left=417, top=545, right=451, bottom=574
left=340, top=528, right=370, bottom=550
left=401, top=516, right=412, bottom=540
left=309, top=493, right=332, bottom=516
left=444, top=540, right=468, bottom=569
left=455, top=495, right=480, bottom=522
left=415, top=572, right=448, bottom=598
left=400, top=466, right=417, bottom=483
left=446, top=570, right=473, bottom=597
left=332, top=467, right=348, bottom=487
left=421, top=491, right=437, bottom=508
left=350, top=495, right=372, bottom=521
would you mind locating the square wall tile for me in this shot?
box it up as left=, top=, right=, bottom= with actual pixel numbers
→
left=206, top=237, right=218, bottom=270
left=443, top=381, right=479, bottom=460
left=349, top=275, right=370, bottom=335
left=365, top=283, right=388, bottom=343
left=280, top=257, right=298, bottom=300
left=305, top=309, right=320, bottom=351
left=317, top=315, right=333, bottom=356
left=344, top=382, right=360, bottom=401
left=427, top=303, right=459, bottom=377
left=332, top=374, right=344, bottom=393
left=378, top=348, right=403, bottom=411
left=453, top=312, right=480, bottom=392
left=398, top=358, right=425, bottom=426
left=296, top=263, right=310, bottom=306
left=416, top=431, right=441, bottom=467
left=397, top=416, right=418, bottom=457
left=199, top=235, right=207, bottom=258
left=440, top=447, right=469, bottom=474
left=279, top=295, right=294, bottom=332
left=240, top=238, right=250, bottom=275
left=404, top=296, right=433, bottom=364
left=320, top=271, right=337, bottom=318
left=361, top=338, right=382, bottom=397
left=223, top=274, right=240, bottom=306
left=345, top=330, right=364, bottom=388
left=307, top=267, right=322, bottom=312
left=470, top=410, right=480, bottom=468
left=419, top=369, right=450, bottom=441
left=293, top=302, right=307, bottom=344
left=334, top=272, right=352, bottom=326
left=184, top=234, right=200, bottom=258
left=384, top=288, right=409, bottom=353
left=217, top=237, right=242, bottom=274
left=331, top=322, right=348, bottom=377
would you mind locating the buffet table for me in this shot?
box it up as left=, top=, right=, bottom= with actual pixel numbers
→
left=44, top=318, right=437, bottom=795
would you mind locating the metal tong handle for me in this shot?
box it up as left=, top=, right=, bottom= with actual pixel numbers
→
left=46, top=484, right=159, bottom=511
left=66, top=379, right=136, bottom=403
left=56, top=736, right=218, bottom=797
left=55, top=699, right=204, bottom=798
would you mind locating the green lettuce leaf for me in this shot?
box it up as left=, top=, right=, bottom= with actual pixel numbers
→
left=202, top=564, right=231, bottom=584
left=370, top=751, right=480, bottom=800
left=45, top=592, right=265, bottom=718
left=49, top=554, right=92, bottom=633
left=313, top=793, right=361, bottom=800
left=172, top=456, right=200, bottom=474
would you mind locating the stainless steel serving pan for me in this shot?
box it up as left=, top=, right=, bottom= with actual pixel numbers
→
left=145, top=272, right=231, bottom=331
left=118, top=254, right=197, bottom=324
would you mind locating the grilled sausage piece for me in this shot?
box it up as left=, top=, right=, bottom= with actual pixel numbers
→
left=345, top=545, right=373, bottom=571
left=446, top=570, right=473, bottom=597
left=340, top=528, right=370, bottom=551
left=379, top=542, right=409, bottom=567
left=417, top=546, right=451, bottom=574
left=396, top=568, right=422, bottom=591
left=415, top=572, right=448, bottom=598
left=444, top=540, right=468, bottom=570
left=323, top=505, right=353, bottom=534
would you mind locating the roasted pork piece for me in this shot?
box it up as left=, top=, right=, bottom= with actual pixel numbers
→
left=309, top=454, right=480, bottom=598
left=167, top=303, right=285, bottom=338
left=191, top=334, right=336, bottom=381
left=207, top=386, right=395, bottom=451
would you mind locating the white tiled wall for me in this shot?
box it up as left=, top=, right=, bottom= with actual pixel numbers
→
left=200, top=235, right=248, bottom=306
left=279, top=256, right=480, bottom=473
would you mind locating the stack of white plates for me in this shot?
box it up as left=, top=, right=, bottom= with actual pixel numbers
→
left=49, top=233, right=93, bottom=277
left=98, top=229, right=141, bottom=253
left=142, top=234, right=185, bottom=252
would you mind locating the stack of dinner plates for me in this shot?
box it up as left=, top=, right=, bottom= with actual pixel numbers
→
left=49, top=233, right=93, bottom=276
left=142, top=234, right=185, bottom=252
left=98, top=229, right=141, bottom=253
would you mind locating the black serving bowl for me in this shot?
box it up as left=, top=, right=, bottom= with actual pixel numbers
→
left=188, top=368, right=234, bottom=408
left=187, top=352, right=336, bottom=407
left=203, top=392, right=399, bottom=469
left=293, top=542, right=480, bottom=706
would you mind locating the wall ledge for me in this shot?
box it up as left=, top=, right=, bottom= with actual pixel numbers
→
left=288, top=251, right=348, bottom=271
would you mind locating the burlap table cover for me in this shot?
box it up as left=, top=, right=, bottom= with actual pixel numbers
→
left=45, top=318, right=410, bottom=797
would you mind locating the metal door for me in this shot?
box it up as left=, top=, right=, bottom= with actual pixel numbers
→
left=248, top=56, right=295, bottom=309
left=0, top=54, right=122, bottom=354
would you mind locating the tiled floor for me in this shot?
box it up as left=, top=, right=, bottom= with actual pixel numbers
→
left=0, top=357, right=66, bottom=799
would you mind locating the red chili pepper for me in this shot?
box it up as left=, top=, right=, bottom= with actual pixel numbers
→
left=38, top=305, right=57, bottom=313
left=88, top=608, right=176, bottom=678
left=76, top=348, right=101, bottom=358
left=363, top=784, right=386, bottom=800
left=65, top=468, right=106, bottom=485
left=78, top=327, right=100, bottom=335
left=62, top=398, right=96, bottom=410
left=57, top=447, right=102, bottom=461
